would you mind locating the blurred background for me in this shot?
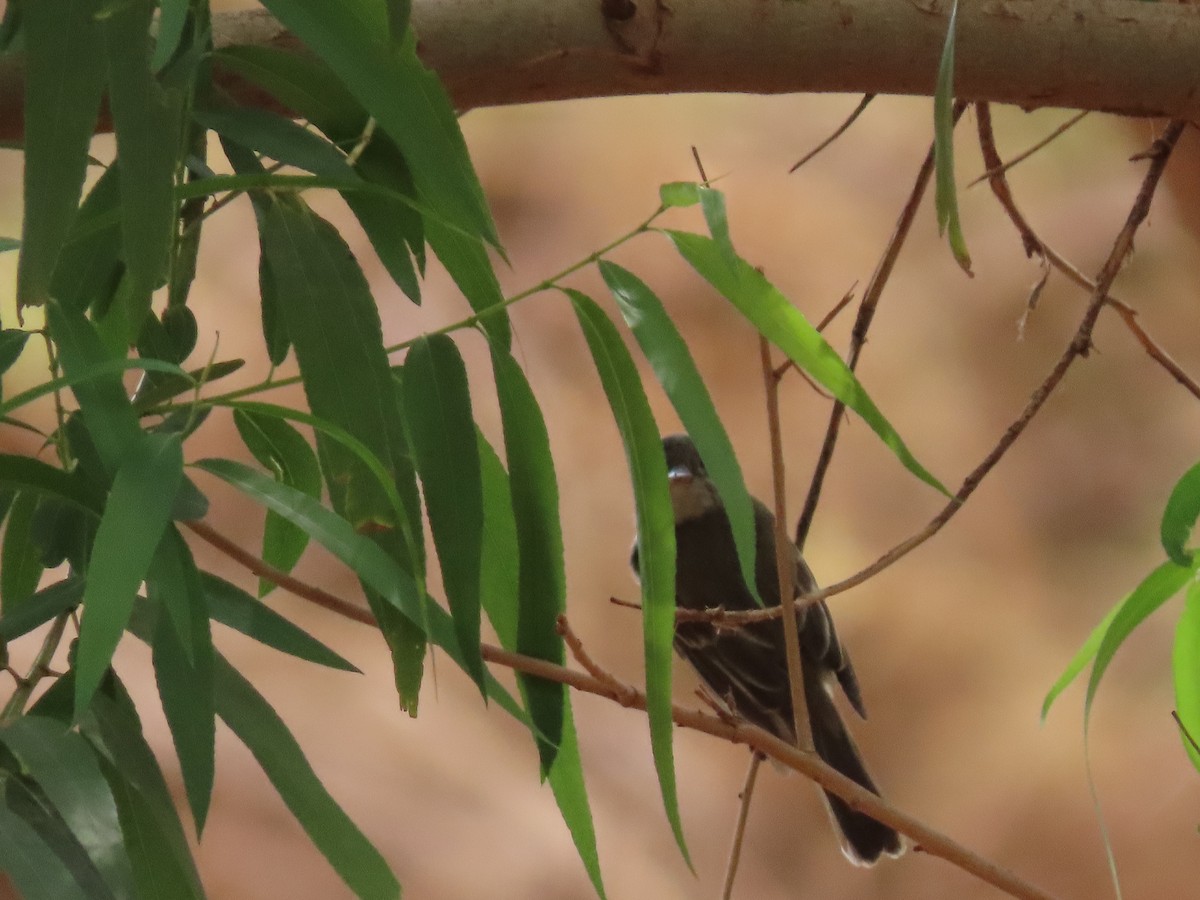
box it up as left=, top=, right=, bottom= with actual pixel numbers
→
left=4, top=15, right=1200, bottom=900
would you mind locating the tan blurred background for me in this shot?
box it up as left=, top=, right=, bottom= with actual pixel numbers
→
left=4, top=19, right=1200, bottom=900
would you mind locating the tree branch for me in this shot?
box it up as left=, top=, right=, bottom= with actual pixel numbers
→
left=1, top=1, right=1198, bottom=140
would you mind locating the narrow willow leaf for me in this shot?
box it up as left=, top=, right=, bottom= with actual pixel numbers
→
left=0, top=455, right=103, bottom=513
left=1043, top=560, right=1195, bottom=720
left=213, top=653, right=400, bottom=899
left=254, top=0, right=498, bottom=246
left=148, top=529, right=215, bottom=832
left=151, top=0, right=188, bottom=72
left=2, top=491, right=44, bottom=612
left=101, top=0, right=180, bottom=301
left=403, top=335, right=485, bottom=689
left=194, top=107, right=357, bottom=181
left=548, top=701, right=607, bottom=899
left=0, top=355, right=191, bottom=423
left=43, top=301, right=145, bottom=478
left=0, top=716, right=136, bottom=897
left=0, top=579, right=84, bottom=643
left=233, top=408, right=321, bottom=595
left=76, top=433, right=184, bottom=713
left=1174, top=580, right=1200, bottom=772
left=0, top=803, right=93, bottom=900
left=131, top=358, right=245, bottom=412
left=425, top=217, right=509, bottom=349
left=0, top=329, right=30, bottom=380
left=565, top=290, right=688, bottom=864
left=658, top=182, right=701, bottom=209
left=933, top=0, right=972, bottom=274
left=202, top=572, right=359, bottom=672
left=600, top=259, right=759, bottom=606
left=49, top=165, right=124, bottom=315
left=84, top=679, right=205, bottom=900
left=18, top=0, right=105, bottom=307
left=259, top=193, right=427, bottom=711
left=1161, top=460, right=1200, bottom=567
left=698, top=187, right=737, bottom=277
left=668, top=231, right=948, bottom=496
left=490, top=348, right=566, bottom=774
left=476, top=432, right=519, bottom=648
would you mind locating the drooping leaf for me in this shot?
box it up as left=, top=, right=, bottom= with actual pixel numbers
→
left=490, top=348, right=566, bottom=774
left=49, top=165, right=124, bottom=315
left=147, top=529, right=215, bottom=831
left=548, top=700, right=607, bottom=899
left=667, top=231, right=948, bottom=496
left=76, top=433, right=184, bottom=713
left=476, top=433, right=519, bottom=647
left=600, top=259, right=759, bottom=606
left=565, top=290, right=688, bottom=864
left=933, top=0, right=972, bottom=274
left=202, top=572, right=358, bottom=672
left=0, top=801, right=94, bottom=900
left=2, top=491, right=44, bottom=612
left=101, top=0, right=180, bottom=303
left=1161, top=459, right=1200, bottom=567
left=194, top=106, right=357, bottom=181
left=1174, top=579, right=1200, bottom=772
left=213, top=653, right=400, bottom=899
left=402, top=335, right=485, bottom=689
left=0, top=716, right=137, bottom=898
left=18, top=0, right=106, bottom=308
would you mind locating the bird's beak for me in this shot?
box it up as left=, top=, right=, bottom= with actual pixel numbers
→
left=667, top=465, right=694, bottom=485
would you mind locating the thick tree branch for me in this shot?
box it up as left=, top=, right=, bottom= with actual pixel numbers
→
left=1, top=1, right=1199, bottom=141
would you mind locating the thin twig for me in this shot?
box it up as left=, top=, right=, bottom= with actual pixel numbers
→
left=556, top=614, right=639, bottom=706
left=978, top=105, right=1200, bottom=401
left=1, top=612, right=70, bottom=723
left=1172, top=710, right=1200, bottom=757
left=794, top=101, right=967, bottom=552
left=721, top=753, right=764, bottom=900
left=760, top=337, right=809, bottom=750
left=188, top=519, right=1058, bottom=900
left=967, top=109, right=1090, bottom=188
left=789, top=94, right=875, bottom=174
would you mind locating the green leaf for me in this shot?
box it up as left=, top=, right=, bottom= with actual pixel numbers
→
left=933, top=0, right=972, bottom=274
left=2, top=491, right=44, bottom=612
left=1174, top=579, right=1200, bottom=772
left=18, top=0, right=106, bottom=308
left=548, top=701, right=607, bottom=899
left=83, top=678, right=205, bottom=900
left=213, top=45, right=365, bottom=144
left=658, top=182, right=700, bottom=208
left=213, top=653, right=400, bottom=899
left=0, top=579, right=84, bottom=643
left=667, top=231, right=948, bottom=496
left=43, top=301, right=145, bottom=477
left=49, top=165, right=124, bottom=315
left=0, top=455, right=103, bottom=513
left=233, top=408, right=321, bottom=596
left=344, top=135, right=423, bottom=304
left=490, top=348, right=566, bottom=774
left=476, top=433, right=519, bottom=648
left=147, top=529, right=215, bottom=832
left=1162, top=460, right=1200, bottom=567
left=425, top=217, right=510, bottom=349
left=1043, top=560, right=1195, bottom=720
left=259, top=194, right=427, bottom=711
left=403, top=335, right=485, bottom=689
left=151, top=0, right=188, bottom=72
left=131, top=358, right=245, bottom=412
left=600, top=259, right=759, bottom=606
left=0, top=716, right=136, bottom=898
left=0, top=802, right=93, bottom=900
left=565, top=290, right=688, bottom=864
left=194, top=107, right=357, bottom=181
left=0, top=355, right=192, bottom=424
left=0, top=329, right=30, bottom=381
left=698, top=187, right=737, bottom=277
left=202, top=572, right=359, bottom=672
left=76, top=433, right=184, bottom=713
left=101, top=0, right=180, bottom=301
left=254, top=0, right=498, bottom=245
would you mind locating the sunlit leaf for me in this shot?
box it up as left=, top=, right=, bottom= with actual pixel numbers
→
left=1161, top=459, right=1200, bottom=567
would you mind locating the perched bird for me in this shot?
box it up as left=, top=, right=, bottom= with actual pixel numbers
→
left=630, top=433, right=903, bottom=866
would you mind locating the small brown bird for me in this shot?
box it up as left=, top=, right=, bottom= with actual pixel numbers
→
left=631, top=434, right=903, bottom=865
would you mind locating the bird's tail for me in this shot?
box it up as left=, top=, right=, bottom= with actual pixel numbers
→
left=802, top=655, right=904, bottom=866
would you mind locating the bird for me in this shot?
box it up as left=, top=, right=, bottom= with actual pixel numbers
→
left=630, top=433, right=903, bottom=866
